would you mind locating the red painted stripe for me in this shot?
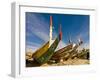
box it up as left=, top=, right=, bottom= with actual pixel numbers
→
left=50, top=16, right=52, bottom=27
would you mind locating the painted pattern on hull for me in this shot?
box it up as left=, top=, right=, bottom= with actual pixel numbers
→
left=32, top=41, right=49, bottom=59
left=36, top=35, right=61, bottom=64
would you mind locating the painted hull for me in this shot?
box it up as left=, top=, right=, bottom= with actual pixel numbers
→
left=32, top=41, right=49, bottom=59
left=35, top=36, right=60, bottom=64
left=51, top=44, right=81, bottom=61
left=52, top=44, right=73, bottom=59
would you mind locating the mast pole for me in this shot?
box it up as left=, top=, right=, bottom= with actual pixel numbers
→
left=49, top=16, right=53, bottom=47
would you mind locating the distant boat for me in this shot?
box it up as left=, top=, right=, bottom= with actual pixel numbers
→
left=51, top=38, right=83, bottom=62
left=51, top=44, right=73, bottom=60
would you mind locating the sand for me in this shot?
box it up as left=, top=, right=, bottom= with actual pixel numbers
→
left=41, top=58, right=89, bottom=67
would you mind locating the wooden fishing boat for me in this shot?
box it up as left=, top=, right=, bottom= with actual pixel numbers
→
left=31, top=16, right=62, bottom=64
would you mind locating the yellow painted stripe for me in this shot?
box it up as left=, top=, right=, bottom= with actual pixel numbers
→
left=33, top=41, right=49, bottom=59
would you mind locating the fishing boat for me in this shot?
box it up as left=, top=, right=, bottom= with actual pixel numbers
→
left=51, top=38, right=83, bottom=62
left=32, top=16, right=62, bottom=64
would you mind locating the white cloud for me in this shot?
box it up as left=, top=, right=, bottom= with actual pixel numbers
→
left=26, top=41, right=41, bottom=47
left=31, top=28, right=49, bottom=42
left=26, top=13, right=49, bottom=42
left=26, top=45, right=39, bottom=53
left=26, top=41, right=42, bottom=52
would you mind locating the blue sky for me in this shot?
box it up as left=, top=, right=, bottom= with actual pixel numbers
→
left=26, top=12, right=89, bottom=52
